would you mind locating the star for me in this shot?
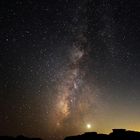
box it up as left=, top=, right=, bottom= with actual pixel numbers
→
left=86, top=124, right=92, bottom=129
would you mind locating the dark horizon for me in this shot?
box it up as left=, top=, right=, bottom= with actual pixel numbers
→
left=0, top=0, right=140, bottom=140
left=65, top=129, right=140, bottom=140
left=1, top=129, right=140, bottom=140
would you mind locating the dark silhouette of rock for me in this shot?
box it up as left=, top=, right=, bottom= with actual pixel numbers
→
left=1, top=129, right=140, bottom=140
left=0, top=135, right=42, bottom=140
left=64, top=129, right=140, bottom=140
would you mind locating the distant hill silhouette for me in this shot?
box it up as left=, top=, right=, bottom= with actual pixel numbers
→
left=1, top=129, right=140, bottom=140
left=64, top=129, right=140, bottom=140
left=0, top=135, right=42, bottom=140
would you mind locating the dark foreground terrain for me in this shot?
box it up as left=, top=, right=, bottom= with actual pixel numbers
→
left=65, top=129, right=140, bottom=140
left=1, top=129, right=140, bottom=140
left=0, top=135, right=42, bottom=140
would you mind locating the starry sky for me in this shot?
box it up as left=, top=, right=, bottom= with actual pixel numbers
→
left=0, top=0, right=140, bottom=140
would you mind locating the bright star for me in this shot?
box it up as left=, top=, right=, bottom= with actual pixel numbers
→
left=86, top=124, right=91, bottom=129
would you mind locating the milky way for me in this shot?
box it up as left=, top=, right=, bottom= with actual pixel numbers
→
left=49, top=34, right=99, bottom=135
left=48, top=1, right=100, bottom=134
left=1, top=0, right=140, bottom=140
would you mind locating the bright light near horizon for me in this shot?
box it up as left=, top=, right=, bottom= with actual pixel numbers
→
left=86, top=124, right=91, bottom=129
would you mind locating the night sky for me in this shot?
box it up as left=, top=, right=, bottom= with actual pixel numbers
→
left=0, top=0, right=140, bottom=140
